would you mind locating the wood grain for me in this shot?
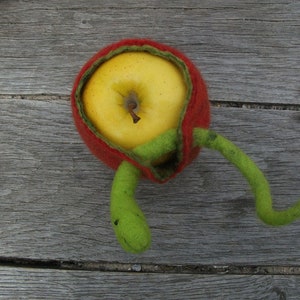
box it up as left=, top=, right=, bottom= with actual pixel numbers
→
left=0, top=0, right=299, bottom=104
left=1, top=96, right=299, bottom=264
left=1, top=0, right=299, bottom=298
left=0, top=267, right=299, bottom=300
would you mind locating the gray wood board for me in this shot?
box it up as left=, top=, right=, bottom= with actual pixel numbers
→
left=1, top=96, right=299, bottom=264
left=1, top=0, right=299, bottom=105
left=0, top=267, right=299, bottom=300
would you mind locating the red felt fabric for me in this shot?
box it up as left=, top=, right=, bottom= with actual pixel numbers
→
left=71, top=39, right=210, bottom=183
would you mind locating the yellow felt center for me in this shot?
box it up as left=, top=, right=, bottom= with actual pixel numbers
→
left=82, top=51, right=187, bottom=149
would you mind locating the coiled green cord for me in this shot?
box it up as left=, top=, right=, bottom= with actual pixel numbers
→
left=111, top=128, right=300, bottom=253
left=193, top=128, right=300, bottom=226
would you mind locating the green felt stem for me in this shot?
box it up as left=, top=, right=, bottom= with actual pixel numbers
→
left=193, top=128, right=300, bottom=226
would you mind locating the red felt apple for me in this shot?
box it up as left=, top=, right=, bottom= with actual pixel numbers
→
left=71, top=39, right=210, bottom=183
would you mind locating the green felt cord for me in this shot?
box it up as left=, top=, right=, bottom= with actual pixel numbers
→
left=111, top=127, right=299, bottom=253
left=133, top=128, right=177, bottom=163
left=110, top=161, right=151, bottom=253
left=193, top=128, right=300, bottom=226
left=110, top=129, right=178, bottom=254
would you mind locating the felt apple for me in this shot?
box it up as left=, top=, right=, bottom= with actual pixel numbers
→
left=71, top=39, right=300, bottom=254
left=71, top=39, right=210, bottom=183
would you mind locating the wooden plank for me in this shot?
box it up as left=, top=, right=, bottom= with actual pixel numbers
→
left=0, top=0, right=299, bottom=105
left=0, top=267, right=299, bottom=299
left=1, top=96, right=299, bottom=263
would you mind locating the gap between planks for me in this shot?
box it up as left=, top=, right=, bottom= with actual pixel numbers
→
left=0, top=257, right=300, bottom=276
left=0, top=94, right=299, bottom=111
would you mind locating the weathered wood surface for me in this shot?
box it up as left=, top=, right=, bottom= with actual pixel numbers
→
left=0, top=267, right=300, bottom=300
left=0, top=0, right=299, bottom=299
left=1, top=97, right=300, bottom=264
left=1, top=0, right=299, bottom=105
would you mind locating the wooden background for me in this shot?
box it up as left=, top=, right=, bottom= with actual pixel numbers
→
left=1, top=0, right=299, bottom=299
